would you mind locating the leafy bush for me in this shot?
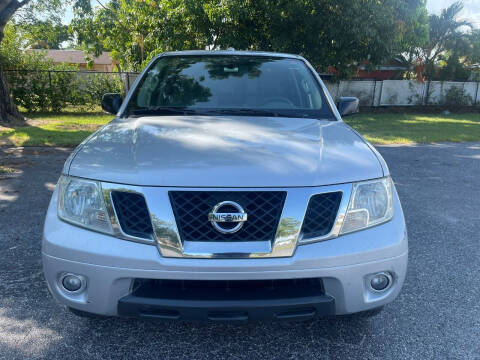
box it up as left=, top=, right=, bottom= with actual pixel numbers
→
left=1, top=24, right=124, bottom=112
left=441, top=86, right=472, bottom=109
left=5, top=63, right=124, bottom=113
left=81, top=73, right=123, bottom=107
left=4, top=65, right=124, bottom=113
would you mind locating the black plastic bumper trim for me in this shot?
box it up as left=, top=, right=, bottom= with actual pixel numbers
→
left=118, top=294, right=335, bottom=322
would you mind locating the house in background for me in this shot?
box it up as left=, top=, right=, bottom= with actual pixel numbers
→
left=327, top=59, right=408, bottom=81
left=354, top=63, right=407, bottom=80
left=31, top=50, right=117, bottom=72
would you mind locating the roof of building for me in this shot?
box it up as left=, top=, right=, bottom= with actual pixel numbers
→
left=31, top=50, right=113, bottom=65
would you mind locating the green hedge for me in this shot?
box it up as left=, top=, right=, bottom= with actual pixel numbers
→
left=1, top=26, right=124, bottom=112
left=5, top=69, right=123, bottom=113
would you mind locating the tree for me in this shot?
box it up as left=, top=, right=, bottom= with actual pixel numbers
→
left=469, top=30, right=480, bottom=64
left=223, top=0, right=428, bottom=77
left=421, top=1, right=471, bottom=79
left=0, top=24, right=21, bottom=69
left=470, top=30, right=480, bottom=64
left=393, top=0, right=429, bottom=80
left=0, top=1, right=32, bottom=124
left=72, top=0, right=209, bottom=71
left=396, top=1, right=475, bottom=81
left=20, top=20, right=71, bottom=49
left=0, top=0, right=73, bottom=124
left=72, top=0, right=429, bottom=77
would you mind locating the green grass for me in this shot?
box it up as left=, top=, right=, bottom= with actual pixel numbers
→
left=1, top=112, right=479, bottom=147
left=345, top=113, right=480, bottom=144
left=0, top=113, right=113, bottom=146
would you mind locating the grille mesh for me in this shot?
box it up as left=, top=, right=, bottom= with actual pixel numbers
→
left=300, top=192, right=342, bottom=239
left=169, top=191, right=286, bottom=242
left=132, top=278, right=325, bottom=300
left=111, top=191, right=153, bottom=239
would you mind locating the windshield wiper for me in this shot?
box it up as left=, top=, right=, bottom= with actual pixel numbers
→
left=129, top=107, right=193, bottom=116
left=204, top=108, right=325, bottom=119
left=200, top=108, right=282, bottom=117
left=131, top=107, right=283, bottom=118
left=128, top=107, right=327, bottom=120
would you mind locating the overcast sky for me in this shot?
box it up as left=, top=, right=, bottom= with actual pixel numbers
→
left=64, top=1, right=480, bottom=28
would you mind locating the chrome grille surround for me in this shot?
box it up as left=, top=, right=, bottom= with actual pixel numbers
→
left=102, top=185, right=156, bottom=245
left=100, top=183, right=353, bottom=259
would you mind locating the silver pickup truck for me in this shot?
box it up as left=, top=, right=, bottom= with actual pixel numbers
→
left=42, top=50, right=407, bottom=321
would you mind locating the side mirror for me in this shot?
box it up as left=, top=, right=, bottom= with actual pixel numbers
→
left=101, top=93, right=123, bottom=114
left=337, top=97, right=359, bottom=117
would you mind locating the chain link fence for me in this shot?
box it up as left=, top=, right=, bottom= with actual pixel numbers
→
left=3, top=70, right=139, bottom=112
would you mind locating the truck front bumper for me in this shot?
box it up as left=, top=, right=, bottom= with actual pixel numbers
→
left=43, top=187, right=408, bottom=320
left=43, top=248, right=407, bottom=320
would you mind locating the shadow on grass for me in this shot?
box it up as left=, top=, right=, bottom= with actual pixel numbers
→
left=1, top=111, right=112, bottom=147
left=346, top=113, right=480, bottom=144
left=3, top=112, right=480, bottom=147
left=25, top=111, right=107, bottom=119
left=1, top=125, right=94, bottom=147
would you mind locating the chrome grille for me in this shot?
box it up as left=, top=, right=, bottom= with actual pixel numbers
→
left=111, top=191, right=153, bottom=239
left=169, top=191, right=286, bottom=242
left=300, top=192, right=342, bottom=239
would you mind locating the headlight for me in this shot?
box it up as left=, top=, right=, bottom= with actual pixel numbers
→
left=340, top=177, right=394, bottom=234
left=57, top=175, right=113, bottom=234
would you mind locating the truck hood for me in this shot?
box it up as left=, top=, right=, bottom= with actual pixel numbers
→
left=68, top=115, right=383, bottom=187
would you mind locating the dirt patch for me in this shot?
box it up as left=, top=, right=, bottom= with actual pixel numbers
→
left=25, top=118, right=51, bottom=127
left=55, top=123, right=102, bottom=131
left=3, top=118, right=67, bottom=128
left=0, top=125, right=12, bottom=132
left=0, top=137, right=14, bottom=146
left=0, top=147, right=72, bottom=164
left=0, top=160, right=33, bottom=167
left=19, top=148, right=72, bottom=155
left=0, top=117, right=29, bottom=127
left=0, top=166, right=22, bottom=179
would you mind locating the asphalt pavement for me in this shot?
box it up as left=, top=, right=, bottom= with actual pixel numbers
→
left=0, top=143, right=479, bottom=360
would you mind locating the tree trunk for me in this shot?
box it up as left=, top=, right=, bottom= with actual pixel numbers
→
left=0, top=25, right=24, bottom=125
left=0, top=70, right=24, bottom=125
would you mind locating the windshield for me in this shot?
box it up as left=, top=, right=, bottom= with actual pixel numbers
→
left=124, top=55, right=335, bottom=119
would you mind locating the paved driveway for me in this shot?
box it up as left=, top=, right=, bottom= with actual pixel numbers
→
left=0, top=143, right=479, bottom=360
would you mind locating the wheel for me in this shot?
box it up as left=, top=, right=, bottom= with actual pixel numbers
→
left=68, top=307, right=109, bottom=319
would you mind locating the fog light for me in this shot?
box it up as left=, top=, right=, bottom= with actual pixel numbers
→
left=370, top=272, right=391, bottom=291
left=62, top=274, right=83, bottom=292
